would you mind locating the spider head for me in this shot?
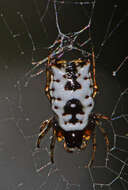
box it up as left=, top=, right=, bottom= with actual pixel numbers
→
left=64, top=131, right=83, bottom=152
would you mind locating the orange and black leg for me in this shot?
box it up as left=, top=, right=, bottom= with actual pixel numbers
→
left=45, top=67, right=52, bottom=101
left=50, top=129, right=57, bottom=163
left=82, top=129, right=95, bottom=168
left=45, top=56, right=52, bottom=101
left=88, top=132, right=96, bottom=168
left=96, top=114, right=110, bottom=121
left=97, top=122, right=110, bottom=153
left=96, top=115, right=110, bottom=152
left=37, top=118, right=52, bottom=148
left=92, top=49, right=98, bottom=98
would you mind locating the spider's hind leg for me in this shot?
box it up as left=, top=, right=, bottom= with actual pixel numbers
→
left=37, top=118, right=57, bottom=163
left=37, top=118, right=52, bottom=148
left=97, top=121, right=110, bottom=153
left=88, top=132, right=96, bottom=167
left=95, top=114, right=110, bottom=153
left=50, top=129, right=57, bottom=163
left=84, top=132, right=96, bottom=168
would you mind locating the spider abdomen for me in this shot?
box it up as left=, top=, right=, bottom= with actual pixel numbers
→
left=49, top=61, right=94, bottom=131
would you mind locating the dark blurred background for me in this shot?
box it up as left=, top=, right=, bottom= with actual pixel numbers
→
left=0, top=0, right=128, bottom=190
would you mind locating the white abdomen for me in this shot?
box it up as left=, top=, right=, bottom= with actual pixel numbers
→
left=49, top=62, right=94, bottom=131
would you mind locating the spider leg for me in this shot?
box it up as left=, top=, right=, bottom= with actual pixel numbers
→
left=92, top=50, right=98, bottom=98
left=37, top=118, right=52, bottom=148
left=97, top=121, right=110, bottom=152
left=45, top=57, right=52, bottom=101
left=50, top=129, right=57, bottom=163
left=87, top=132, right=96, bottom=168
left=96, top=113, right=110, bottom=121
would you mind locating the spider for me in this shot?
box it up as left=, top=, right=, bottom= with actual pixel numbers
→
left=36, top=38, right=110, bottom=167
left=35, top=0, right=110, bottom=167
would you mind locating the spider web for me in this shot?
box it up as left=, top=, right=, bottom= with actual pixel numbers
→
left=0, top=0, right=128, bottom=190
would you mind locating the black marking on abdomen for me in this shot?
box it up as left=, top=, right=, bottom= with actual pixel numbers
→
left=64, top=62, right=81, bottom=91
left=65, top=80, right=81, bottom=91
left=63, top=99, right=84, bottom=124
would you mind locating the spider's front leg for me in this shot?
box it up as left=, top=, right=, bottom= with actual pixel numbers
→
left=45, top=56, right=53, bottom=101
left=92, top=50, right=98, bottom=98
left=45, top=67, right=52, bottom=101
